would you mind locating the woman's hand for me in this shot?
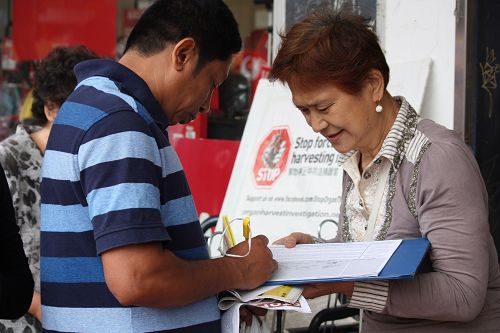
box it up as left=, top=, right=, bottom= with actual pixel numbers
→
left=273, top=232, right=314, bottom=248
left=302, top=282, right=354, bottom=299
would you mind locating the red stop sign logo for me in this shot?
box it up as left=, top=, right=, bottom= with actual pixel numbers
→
left=253, top=127, right=291, bottom=187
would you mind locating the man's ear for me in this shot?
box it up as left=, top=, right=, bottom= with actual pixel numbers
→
left=172, top=38, right=197, bottom=71
left=367, top=69, right=385, bottom=102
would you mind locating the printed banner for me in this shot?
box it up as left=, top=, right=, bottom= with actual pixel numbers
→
left=218, top=80, right=343, bottom=242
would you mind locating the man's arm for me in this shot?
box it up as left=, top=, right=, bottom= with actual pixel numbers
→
left=76, top=112, right=276, bottom=308
left=102, top=235, right=277, bottom=308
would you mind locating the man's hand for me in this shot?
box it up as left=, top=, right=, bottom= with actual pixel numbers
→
left=273, top=232, right=314, bottom=248
left=228, top=235, right=278, bottom=290
left=302, top=281, right=354, bottom=299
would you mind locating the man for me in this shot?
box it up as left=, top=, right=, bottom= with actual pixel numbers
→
left=40, top=1, right=277, bottom=332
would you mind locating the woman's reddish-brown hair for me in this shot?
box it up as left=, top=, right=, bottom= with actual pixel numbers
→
left=269, top=9, right=389, bottom=94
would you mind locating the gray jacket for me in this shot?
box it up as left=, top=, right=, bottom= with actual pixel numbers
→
left=338, top=115, right=500, bottom=332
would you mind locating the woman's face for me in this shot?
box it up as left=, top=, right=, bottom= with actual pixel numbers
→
left=289, top=79, right=380, bottom=155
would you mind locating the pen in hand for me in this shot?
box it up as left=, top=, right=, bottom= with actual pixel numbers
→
left=243, top=216, right=251, bottom=241
left=223, top=215, right=236, bottom=248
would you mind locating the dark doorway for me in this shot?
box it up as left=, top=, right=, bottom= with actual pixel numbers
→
left=466, top=0, right=500, bottom=259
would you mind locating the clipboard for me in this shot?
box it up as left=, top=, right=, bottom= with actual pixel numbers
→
left=265, top=238, right=430, bottom=285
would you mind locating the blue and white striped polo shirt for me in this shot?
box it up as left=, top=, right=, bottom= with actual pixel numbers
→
left=40, top=59, right=220, bottom=333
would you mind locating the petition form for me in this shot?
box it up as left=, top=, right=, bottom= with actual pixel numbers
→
left=268, top=239, right=402, bottom=284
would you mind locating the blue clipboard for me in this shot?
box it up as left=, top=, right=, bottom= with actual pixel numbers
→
left=265, top=238, right=430, bottom=286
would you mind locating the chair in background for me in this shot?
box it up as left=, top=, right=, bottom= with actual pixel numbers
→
left=201, top=215, right=219, bottom=242
left=308, top=305, right=359, bottom=333
left=200, top=215, right=223, bottom=259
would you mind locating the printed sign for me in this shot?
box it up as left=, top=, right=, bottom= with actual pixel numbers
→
left=252, top=127, right=291, bottom=187
left=218, top=80, right=344, bottom=243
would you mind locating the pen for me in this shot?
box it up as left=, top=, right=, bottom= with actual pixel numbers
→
left=243, top=216, right=250, bottom=241
left=223, top=215, right=235, bottom=248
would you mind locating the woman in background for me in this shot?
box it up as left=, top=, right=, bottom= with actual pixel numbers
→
left=0, top=46, right=97, bottom=332
left=270, top=9, right=500, bottom=332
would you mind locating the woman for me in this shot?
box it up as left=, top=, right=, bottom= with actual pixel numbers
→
left=0, top=162, right=33, bottom=319
left=270, top=9, right=500, bottom=332
left=0, top=46, right=97, bottom=332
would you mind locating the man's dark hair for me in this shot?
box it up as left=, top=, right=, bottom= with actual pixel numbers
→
left=124, top=0, right=241, bottom=72
left=31, top=45, right=98, bottom=125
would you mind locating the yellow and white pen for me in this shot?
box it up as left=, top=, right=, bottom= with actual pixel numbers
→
left=242, top=216, right=251, bottom=241
left=223, top=215, right=235, bottom=248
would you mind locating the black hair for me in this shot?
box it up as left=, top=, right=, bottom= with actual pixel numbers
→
left=124, top=0, right=241, bottom=72
left=31, top=45, right=98, bottom=125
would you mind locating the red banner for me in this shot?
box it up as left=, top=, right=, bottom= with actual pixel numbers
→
left=13, top=0, right=116, bottom=61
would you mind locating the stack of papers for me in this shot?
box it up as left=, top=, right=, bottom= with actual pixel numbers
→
left=218, top=285, right=308, bottom=312
left=220, top=285, right=310, bottom=333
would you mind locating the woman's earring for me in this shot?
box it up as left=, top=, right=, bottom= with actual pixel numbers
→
left=375, top=101, right=383, bottom=113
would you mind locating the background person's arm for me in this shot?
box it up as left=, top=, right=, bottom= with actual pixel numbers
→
left=101, top=235, right=277, bottom=308
left=0, top=164, right=34, bottom=319
left=28, top=291, right=42, bottom=322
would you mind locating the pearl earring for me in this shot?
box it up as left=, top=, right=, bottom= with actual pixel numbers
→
left=375, top=101, right=383, bottom=113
